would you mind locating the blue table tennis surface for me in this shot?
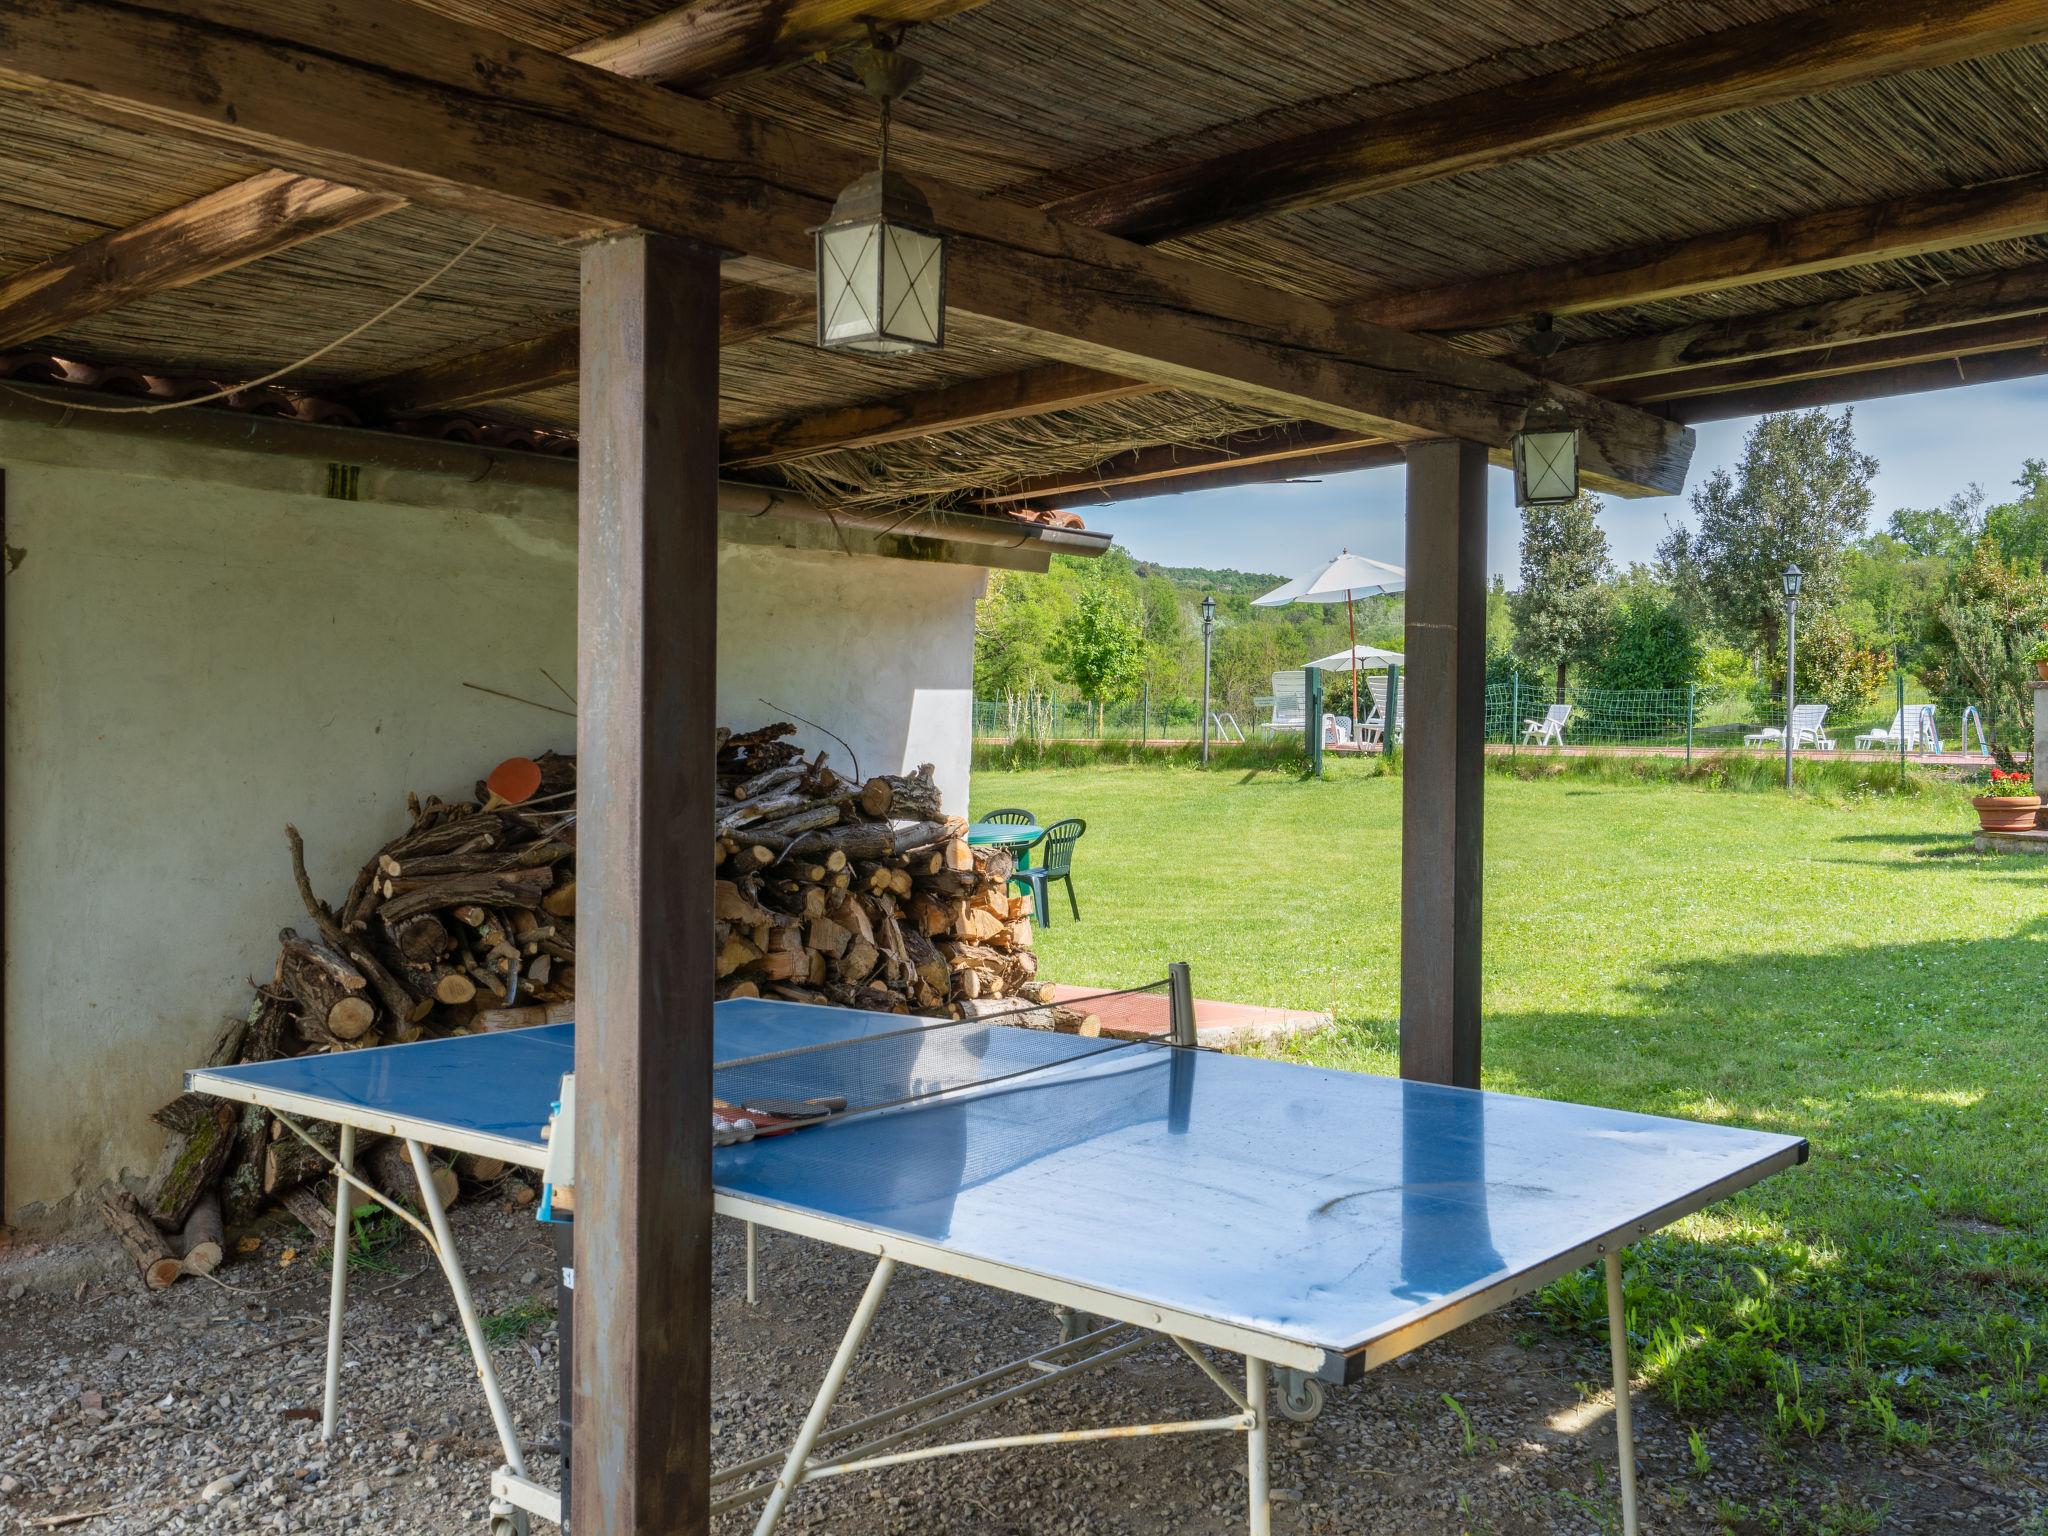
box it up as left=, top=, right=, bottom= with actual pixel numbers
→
left=192, top=997, right=1806, bottom=1365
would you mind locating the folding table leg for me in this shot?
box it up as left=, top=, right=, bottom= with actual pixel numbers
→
left=1245, top=1356, right=1270, bottom=1536
left=753, top=1257, right=897, bottom=1536
left=405, top=1141, right=528, bottom=1486
left=321, top=1125, right=356, bottom=1440
left=1605, top=1251, right=1640, bottom=1536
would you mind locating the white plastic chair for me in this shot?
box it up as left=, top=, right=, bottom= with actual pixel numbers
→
left=1522, top=702, right=1572, bottom=746
left=1263, top=671, right=1307, bottom=739
left=1358, top=675, right=1403, bottom=749
left=1745, top=703, right=1834, bottom=750
left=1322, top=713, right=1352, bottom=747
left=1856, top=705, right=1940, bottom=753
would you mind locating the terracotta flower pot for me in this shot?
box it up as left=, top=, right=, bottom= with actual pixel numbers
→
left=2036, top=660, right=2048, bottom=681
left=1974, top=794, right=2042, bottom=832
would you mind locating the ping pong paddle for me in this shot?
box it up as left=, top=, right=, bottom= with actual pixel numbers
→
left=713, top=1095, right=847, bottom=1139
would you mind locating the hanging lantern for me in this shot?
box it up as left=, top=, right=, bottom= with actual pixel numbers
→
left=1512, top=399, right=1580, bottom=506
left=814, top=43, right=947, bottom=356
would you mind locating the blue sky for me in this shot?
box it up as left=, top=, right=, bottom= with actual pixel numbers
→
left=1100, top=374, right=2048, bottom=588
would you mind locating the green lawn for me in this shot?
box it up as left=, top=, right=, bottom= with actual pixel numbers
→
left=974, top=760, right=2048, bottom=1458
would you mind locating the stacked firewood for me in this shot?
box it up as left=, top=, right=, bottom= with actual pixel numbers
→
left=106, top=751, right=577, bottom=1287
left=714, top=724, right=1037, bottom=1010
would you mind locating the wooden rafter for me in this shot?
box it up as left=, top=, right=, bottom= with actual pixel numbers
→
left=1361, top=172, right=2048, bottom=334
left=973, top=423, right=1387, bottom=505
left=721, top=365, right=1152, bottom=469
left=1615, top=309, right=2048, bottom=402
left=1539, top=261, right=2048, bottom=387
left=0, top=169, right=399, bottom=349
left=572, top=0, right=990, bottom=93
left=1667, top=341, right=2048, bottom=423
left=354, top=287, right=811, bottom=416
left=0, top=0, right=1692, bottom=496
left=1045, top=0, right=2048, bottom=243
left=1020, top=438, right=1407, bottom=509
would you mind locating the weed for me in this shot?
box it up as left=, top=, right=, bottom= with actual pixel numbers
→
left=1688, top=1427, right=1712, bottom=1477
left=1441, top=1393, right=1479, bottom=1456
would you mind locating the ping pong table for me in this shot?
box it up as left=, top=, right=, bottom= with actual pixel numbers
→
left=190, top=994, right=1806, bottom=1536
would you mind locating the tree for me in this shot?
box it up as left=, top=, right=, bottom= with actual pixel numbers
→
left=1749, top=608, right=1890, bottom=719
left=1982, top=460, right=2048, bottom=571
left=1585, top=585, right=1701, bottom=692
left=1510, top=491, right=1611, bottom=700
left=973, top=568, right=1063, bottom=697
left=1048, top=582, right=1146, bottom=731
left=1887, top=486, right=1983, bottom=559
left=1919, top=536, right=2048, bottom=761
left=1685, top=409, right=1877, bottom=659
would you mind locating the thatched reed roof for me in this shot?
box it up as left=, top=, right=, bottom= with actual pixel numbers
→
left=5, top=1, right=2048, bottom=515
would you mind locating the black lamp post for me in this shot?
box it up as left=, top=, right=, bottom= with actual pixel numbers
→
left=1201, top=595, right=1217, bottom=765
left=1782, top=564, right=1804, bottom=789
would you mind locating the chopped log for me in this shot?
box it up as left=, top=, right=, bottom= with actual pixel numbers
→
left=474, top=1000, right=576, bottom=1031
left=280, top=1183, right=337, bottom=1244
left=432, top=968, right=479, bottom=1005
left=366, top=1139, right=458, bottom=1212
left=377, top=866, right=553, bottom=924
left=100, top=1189, right=183, bottom=1290
left=454, top=1153, right=508, bottom=1183
left=783, top=819, right=951, bottom=863
left=219, top=1104, right=272, bottom=1227
left=387, top=912, right=455, bottom=965
left=714, top=879, right=775, bottom=926
left=175, top=1192, right=225, bottom=1276
left=286, top=825, right=424, bottom=1023
left=836, top=937, right=881, bottom=984
left=261, top=1123, right=349, bottom=1198
left=859, top=764, right=942, bottom=821
left=141, top=1100, right=235, bottom=1231
left=717, top=934, right=762, bottom=978
left=806, top=914, right=852, bottom=959
left=724, top=980, right=761, bottom=999
left=542, top=877, right=577, bottom=916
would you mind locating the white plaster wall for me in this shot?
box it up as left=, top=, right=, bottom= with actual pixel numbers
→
left=716, top=542, right=983, bottom=813
left=3, top=460, right=983, bottom=1221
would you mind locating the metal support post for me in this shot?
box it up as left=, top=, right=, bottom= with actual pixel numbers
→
left=322, top=1124, right=356, bottom=1439
left=1896, top=662, right=1907, bottom=782
left=1510, top=673, right=1519, bottom=756
left=1246, top=1357, right=1271, bottom=1536
left=1142, top=682, right=1150, bottom=745
left=1784, top=596, right=1798, bottom=790
left=1605, top=1251, right=1640, bottom=1536
left=1686, top=682, right=1695, bottom=768
left=754, top=1258, right=898, bottom=1536
left=1385, top=664, right=1401, bottom=769
left=746, top=1221, right=758, bottom=1306
left=1167, top=961, right=1197, bottom=1048
left=1305, top=665, right=1324, bottom=776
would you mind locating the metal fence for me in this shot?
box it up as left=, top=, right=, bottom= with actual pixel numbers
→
left=975, top=674, right=1968, bottom=756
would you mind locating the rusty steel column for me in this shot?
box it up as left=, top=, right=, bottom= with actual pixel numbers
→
left=1399, top=439, right=1488, bottom=1089
left=573, top=231, right=719, bottom=1535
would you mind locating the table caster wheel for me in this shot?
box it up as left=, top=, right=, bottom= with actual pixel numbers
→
left=1276, top=1372, right=1326, bottom=1424
left=488, top=1498, right=529, bottom=1536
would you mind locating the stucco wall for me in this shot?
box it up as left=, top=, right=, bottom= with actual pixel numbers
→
left=2, top=457, right=983, bottom=1222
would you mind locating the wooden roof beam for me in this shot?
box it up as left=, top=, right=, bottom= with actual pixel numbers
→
left=353, top=285, right=811, bottom=416
left=1666, top=340, right=2048, bottom=423
left=0, top=0, right=1693, bottom=497
left=972, top=423, right=1387, bottom=505
left=721, top=364, right=1154, bottom=469
left=1614, top=309, right=2048, bottom=402
left=1538, top=259, right=2048, bottom=387
left=0, top=169, right=399, bottom=349
left=1010, top=437, right=1406, bottom=510
left=573, top=0, right=991, bottom=93
left=1367, top=171, right=2048, bottom=334
left=1046, top=0, right=2048, bottom=243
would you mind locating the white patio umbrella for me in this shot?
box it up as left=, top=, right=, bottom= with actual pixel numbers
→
left=1306, top=644, right=1405, bottom=673
left=1254, top=551, right=1406, bottom=731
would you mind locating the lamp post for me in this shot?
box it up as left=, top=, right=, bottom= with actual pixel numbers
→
left=1782, top=564, right=1803, bottom=789
left=1201, top=594, right=1217, bottom=765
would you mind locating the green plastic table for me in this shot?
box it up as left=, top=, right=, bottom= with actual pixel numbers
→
left=967, top=819, right=1040, bottom=869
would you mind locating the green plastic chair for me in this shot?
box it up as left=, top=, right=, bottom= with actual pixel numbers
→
left=980, top=807, right=1038, bottom=868
left=1010, top=818, right=1085, bottom=926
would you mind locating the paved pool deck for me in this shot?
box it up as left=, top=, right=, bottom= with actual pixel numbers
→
left=1040, top=983, right=1333, bottom=1050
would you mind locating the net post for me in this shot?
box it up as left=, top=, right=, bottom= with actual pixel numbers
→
left=1167, top=963, right=1198, bottom=1048
left=1896, top=658, right=1907, bottom=784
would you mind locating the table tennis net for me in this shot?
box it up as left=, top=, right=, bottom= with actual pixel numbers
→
left=713, top=980, right=1174, bottom=1128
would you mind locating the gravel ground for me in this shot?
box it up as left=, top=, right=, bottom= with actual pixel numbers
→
left=1, top=1204, right=2035, bottom=1534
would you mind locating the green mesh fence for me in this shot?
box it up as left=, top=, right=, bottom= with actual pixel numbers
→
left=976, top=677, right=1960, bottom=755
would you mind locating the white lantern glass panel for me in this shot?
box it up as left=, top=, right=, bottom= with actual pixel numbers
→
left=878, top=223, right=944, bottom=346
left=1514, top=427, right=1580, bottom=506
left=818, top=223, right=884, bottom=346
